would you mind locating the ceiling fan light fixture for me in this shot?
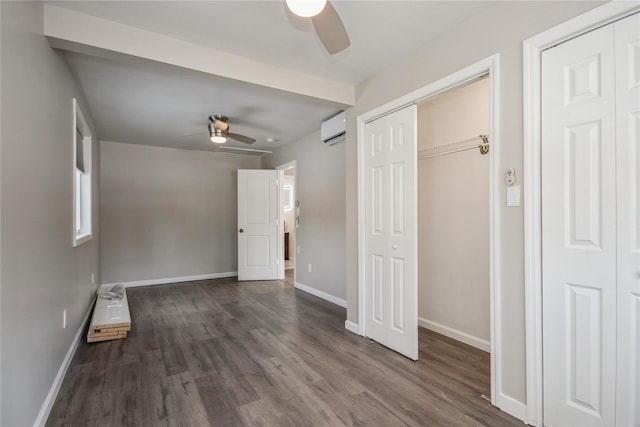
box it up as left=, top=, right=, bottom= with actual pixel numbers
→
left=286, top=0, right=326, bottom=17
left=209, top=122, right=227, bottom=144
left=210, top=135, right=227, bottom=144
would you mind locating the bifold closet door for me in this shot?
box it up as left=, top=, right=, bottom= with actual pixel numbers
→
left=363, top=105, right=418, bottom=361
left=542, top=12, right=640, bottom=426
left=614, top=14, right=640, bottom=426
left=541, top=21, right=617, bottom=427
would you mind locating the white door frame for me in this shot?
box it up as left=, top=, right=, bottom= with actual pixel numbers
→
left=277, top=160, right=297, bottom=282
left=356, top=54, right=502, bottom=408
left=522, top=3, right=640, bottom=425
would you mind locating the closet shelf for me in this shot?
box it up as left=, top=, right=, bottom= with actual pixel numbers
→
left=418, top=134, right=489, bottom=160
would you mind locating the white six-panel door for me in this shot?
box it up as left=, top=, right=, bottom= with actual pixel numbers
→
left=364, top=105, right=418, bottom=360
left=542, top=22, right=617, bottom=426
left=541, top=13, right=640, bottom=426
left=614, top=13, right=640, bottom=427
left=237, top=170, right=278, bottom=281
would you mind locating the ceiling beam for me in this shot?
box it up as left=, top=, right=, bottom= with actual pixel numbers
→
left=43, top=4, right=355, bottom=108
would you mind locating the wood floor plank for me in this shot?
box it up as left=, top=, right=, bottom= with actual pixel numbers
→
left=257, top=357, right=345, bottom=425
left=194, top=374, right=247, bottom=426
left=46, top=277, right=523, bottom=427
left=178, top=335, right=218, bottom=380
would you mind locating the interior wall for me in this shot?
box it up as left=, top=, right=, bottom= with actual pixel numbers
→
left=344, top=0, right=603, bottom=408
left=263, top=131, right=346, bottom=301
left=283, top=173, right=295, bottom=262
left=100, top=141, right=260, bottom=284
left=1, top=2, right=101, bottom=425
left=417, top=78, right=490, bottom=347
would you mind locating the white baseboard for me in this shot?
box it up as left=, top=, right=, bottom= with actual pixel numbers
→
left=496, top=393, right=528, bottom=423
left=102, top=271, right=237, bottom=288
left=418, top=317, right=490, bottom=353
left=344, top=320, right=361, bottom=335
left=294, top=282, right=347, bottom=308
left=33, top=296, right=95, bottom=427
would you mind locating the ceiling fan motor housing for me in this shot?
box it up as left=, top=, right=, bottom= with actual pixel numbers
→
left=208, top=118, right=229, bottom=143
left=210, top=115, right=228, bottom=124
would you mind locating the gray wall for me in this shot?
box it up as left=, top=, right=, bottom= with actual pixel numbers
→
left=344, top=1, right=602, bottom=405
left=263, top=131, right=346, bottom=301
left=100, top=141, right=261, bottom=284
left=1, top=2, right=101, bottom=425
left=418, top=78, right=490, bottom=346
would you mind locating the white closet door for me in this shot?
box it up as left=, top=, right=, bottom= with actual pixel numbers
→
left=364, top=105, right=418, bottom=360
left=615, top=13, right=640, bottom=426
left=541, top=23, right=617, bottom=426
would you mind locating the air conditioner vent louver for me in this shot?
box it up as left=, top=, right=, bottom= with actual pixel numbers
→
left=323, top=131, right=346, bottom=145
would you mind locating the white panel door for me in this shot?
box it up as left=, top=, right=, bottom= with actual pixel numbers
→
left=542, top=23, right=617, bottom=426
left=615, top=13, right=640, bottom=427
left=364, top=105, right=418, bottom=360
left=237, top=169, right=278, bottom=281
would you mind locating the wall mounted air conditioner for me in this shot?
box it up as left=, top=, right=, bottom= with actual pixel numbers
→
left=321, top=111, right=346, bottom=146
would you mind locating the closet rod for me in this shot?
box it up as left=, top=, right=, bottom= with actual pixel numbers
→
left=418, top=134, right=489, bottom=160
left=418, top=143, right=489, bottom=160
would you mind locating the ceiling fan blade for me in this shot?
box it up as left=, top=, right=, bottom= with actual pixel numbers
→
left=311, top=1, right=350, bottom=55
left=180, top=132, right=207, bottom=138
left=228, top=133, right=256, bottom=145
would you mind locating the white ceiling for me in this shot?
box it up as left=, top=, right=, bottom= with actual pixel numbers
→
left=65, top=51, right=340, bottom=151
left=49, top=1, right=488, bottom=152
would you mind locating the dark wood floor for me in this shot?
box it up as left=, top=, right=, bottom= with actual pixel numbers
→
left=47, top=277, right=521, bottom=427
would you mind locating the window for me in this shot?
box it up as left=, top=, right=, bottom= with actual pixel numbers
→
left=73, top=99, right=92, bottom=247
left=283, top=184, right=293, bottom=211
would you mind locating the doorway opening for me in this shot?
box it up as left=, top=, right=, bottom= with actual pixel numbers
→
left=356, top=54, right=503, bottom=412
left=277, top=161, right=297, bottom=286
left=416, top=75, right=492, bottom=397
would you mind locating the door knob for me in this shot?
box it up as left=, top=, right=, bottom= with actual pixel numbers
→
left=239, top=228, right=244, bottom=233
left=392, top=244, right=398, bottom=249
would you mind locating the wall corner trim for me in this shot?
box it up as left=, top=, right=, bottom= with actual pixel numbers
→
left=294, top=282, right=347, bottom=308
left=102, top=272, right=238, bottom=288
left=344, top=320, right=361, bottom=335
left=33, top=296, right=96, bottom=427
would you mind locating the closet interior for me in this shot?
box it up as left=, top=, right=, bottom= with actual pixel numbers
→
left=417, top=76, right=491, bottom=355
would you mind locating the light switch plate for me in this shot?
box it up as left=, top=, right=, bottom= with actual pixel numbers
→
left=507, top=186, right=521, bottom=207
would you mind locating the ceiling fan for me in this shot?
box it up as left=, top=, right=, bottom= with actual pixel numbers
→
left=285, top=0, right=350, bottom=55
left=208, top=115, right=256, bottom=145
